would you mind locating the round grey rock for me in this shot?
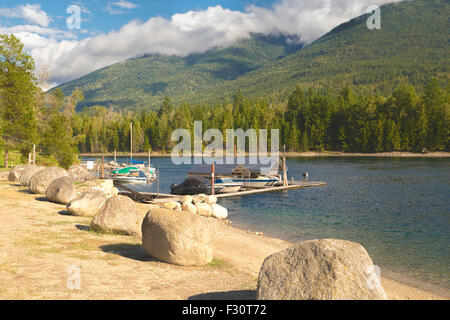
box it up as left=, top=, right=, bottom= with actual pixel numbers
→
left=141, top=207, right=213, bottom=266
left=29, top=166, right=68, bottom=194
left=90, top=195, right=141, bottom=236
left=67, top=190, right=107, bottom=217
left=257, top=239, right=388, bottom=300
left=46, top=176, right=76, bottom=205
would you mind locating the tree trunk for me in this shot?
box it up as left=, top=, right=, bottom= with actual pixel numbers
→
left=4, top=149, right=8, bottom=168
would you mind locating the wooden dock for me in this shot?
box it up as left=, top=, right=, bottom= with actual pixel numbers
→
left=215, top=181, right=326, bottom=198
left=114, top=180, right=326, bottom=204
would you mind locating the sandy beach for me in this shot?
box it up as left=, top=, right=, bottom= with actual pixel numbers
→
left=0, top=180, right=447, bottom=300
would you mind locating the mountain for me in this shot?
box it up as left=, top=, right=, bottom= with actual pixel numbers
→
left=57, top=0, right=449, bottom=110
left=56, top=34, right=301, bottom=110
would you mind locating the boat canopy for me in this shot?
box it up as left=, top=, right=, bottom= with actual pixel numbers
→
left=111, top=166, right=138, bottom=174
left=188, top=162, right=279, bottom=178
left=130, top=158, right=145, bottom=164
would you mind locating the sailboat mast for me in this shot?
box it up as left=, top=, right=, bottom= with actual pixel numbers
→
left=130, top=121, right=133, bottom=161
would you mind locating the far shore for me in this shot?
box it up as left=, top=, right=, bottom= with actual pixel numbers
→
left=79, top=151, right=450, bottom=158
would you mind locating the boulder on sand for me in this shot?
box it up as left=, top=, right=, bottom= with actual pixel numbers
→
left=67, top=190, right=107, bottom=217
left=256, top=239, right=388, bottom=300
left=19, top=165, right=45, bottom=186
left=8, top=164, right=28, bottom=182
left=163, top=201, right=181, bottom=210
left=195, top=203, right=212, bottom=217
left=46, top=176, right=76, bottom=205
left=204, top=195, right=217, bottom=205
left=182, top=202, right=197, bottom=214
left=29, top=166, right=68, bottom=194
left=180, top=195, right=193, bottom=204
left=192, top=194, right=206, bottom=204
left=141, top=208, right=213, bottom=266
left=211, top=203, right=228, bottom=219
left=91, top=195, right=141, bottom=236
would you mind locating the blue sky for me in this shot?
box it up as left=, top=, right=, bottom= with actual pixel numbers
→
left=0, top=0, right=399, bottom=87
left=0, top=0, right=274, bottom=38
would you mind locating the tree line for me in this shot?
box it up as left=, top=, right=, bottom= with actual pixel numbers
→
left=74, top=79, right=448, bottom=155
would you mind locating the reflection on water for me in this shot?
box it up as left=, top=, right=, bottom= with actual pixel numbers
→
left=84, top=156, right=450, bottom=290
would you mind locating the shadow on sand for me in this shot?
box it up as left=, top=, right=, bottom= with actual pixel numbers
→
left=100, top=243, right=158, bottom=262
left=188, top=290, right=256, bottom=300
left=17, top=189, right=32, bottom=194
left=58, top=210, right=75, bottom=216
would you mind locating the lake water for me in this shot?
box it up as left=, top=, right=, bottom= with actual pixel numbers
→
left=84, top=156, right=450, bottom=293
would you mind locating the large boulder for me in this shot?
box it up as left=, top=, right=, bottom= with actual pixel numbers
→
left=91, top=195, right=141, bottom=236
left=257, top=239, right=388, bottom=300
left=19, top=165, right=45, bottom=186
left=29, top=166, right=68, bottom=194
left=142, top=208, right=213, bottom=266
left=8, top=164, right=28, bottom=182
left=67, top=190, right=107, bottom=217
left=46, top=176, right=76, bottom=205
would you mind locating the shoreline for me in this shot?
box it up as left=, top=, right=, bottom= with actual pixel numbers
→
left=79, top=151, right=450, bottom=158
left=0, top=180, right=447, bottom=299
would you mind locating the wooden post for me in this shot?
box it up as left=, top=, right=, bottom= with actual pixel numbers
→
left=114, top=149, right=117, bottom=163
left=32, top=144, right=36, bottom=165
left=28, top=153, right=32, bottom=164
left=283, top=144, right=288, bottom=186
left=211, top=163, right=215, bottom=195
left=156, top=169, right=160, bottom=198
left=234, top=144, right=237, bottom=158
left=101, top=155, right=105, bottom=179
left=148, top=149, right=151, bottom=167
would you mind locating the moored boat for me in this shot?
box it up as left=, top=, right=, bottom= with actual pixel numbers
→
left=111, top=166, right=156, bottom=184
left=171, top=176, right=225, bottom=195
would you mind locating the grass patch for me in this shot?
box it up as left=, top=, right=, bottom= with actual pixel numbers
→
left=38, top=247, right=63, bottom=254
left=47, top=221, right=73, bottom=226
left=208, top=258, right=229, bottom=269
left=67, top=253, right=91, bottom=260
left=71, top=239, right=104, bottom=251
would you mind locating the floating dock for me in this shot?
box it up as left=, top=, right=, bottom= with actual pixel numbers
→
left=114, top=180, right=326, bottom=204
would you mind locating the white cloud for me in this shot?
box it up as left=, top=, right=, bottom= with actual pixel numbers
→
left=113, top=1, right=138, bottom=10
left=2, top=0, right=403, bottom=87
left=105, top=1, right=138, bottom=15
left=0, top=4, right=50, bottom=27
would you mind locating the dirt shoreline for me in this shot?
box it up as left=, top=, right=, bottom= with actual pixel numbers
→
left=79, top=151, right=450, bottom=158
left=0, top=180, right=447, bottom=300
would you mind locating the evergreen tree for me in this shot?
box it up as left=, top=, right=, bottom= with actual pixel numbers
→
left=0, top=34, right=37, bottom=166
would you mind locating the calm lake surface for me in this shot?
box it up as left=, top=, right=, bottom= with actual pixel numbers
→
left=84, top=156, right=450, bottom=291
